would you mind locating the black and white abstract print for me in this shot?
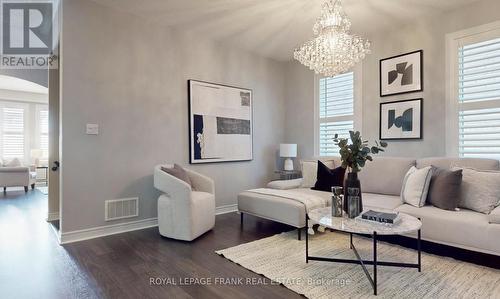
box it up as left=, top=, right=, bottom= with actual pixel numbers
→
left=189, top=80, right=253, bottom=163
left=380, top=98, right=422, bottom=140
left=380, top=50, right=423, bottom=97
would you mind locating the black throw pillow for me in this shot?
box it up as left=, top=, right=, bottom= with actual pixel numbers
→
left=426, top=167, right=463, bottom=210
left=311, top=161, right=346, bottom=192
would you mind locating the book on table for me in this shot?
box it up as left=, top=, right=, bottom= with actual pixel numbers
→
left=359, top=210, right=400, bottom=224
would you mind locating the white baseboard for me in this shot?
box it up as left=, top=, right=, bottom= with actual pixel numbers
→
left=59, top=205, right=237, bottom=244
left=60, top=217, right=158, bottom=244
left=46, top=212, right=59, bottom=221
left=216, top=204, right=237, bottom=215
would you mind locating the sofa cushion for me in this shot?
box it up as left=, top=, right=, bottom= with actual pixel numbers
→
left=396, top=204, right=500, bottom=255
left=416, top=157, right=499, bottom=171
left=357, top=157, right=416, bottom=196
left=300, top=159, right=335, bottom=188
left=311, top=161, right=345, bottom=192
left=401, top=166, right=433, bottom=207
left=427, top=168, right=462, bottom=210
left=362, top=193, right=403, bottom=210
left=4, top=158, right=22, bottom=167
left=453, top=167, right=500, bottom=214
left=267, top=178, right=303, bottom=190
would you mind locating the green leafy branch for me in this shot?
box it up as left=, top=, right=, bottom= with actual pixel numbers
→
left=333, top=131, right=388, bottom=173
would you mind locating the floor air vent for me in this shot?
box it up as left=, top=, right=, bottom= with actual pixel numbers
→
left=105, top=197, right=139, bottom=221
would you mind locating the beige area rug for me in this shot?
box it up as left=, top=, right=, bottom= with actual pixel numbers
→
left=216, top=231, right=500, bottom=299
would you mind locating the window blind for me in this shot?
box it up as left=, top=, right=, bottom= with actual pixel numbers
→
left=458, top=37, right=500, bottom=158
left=39, top=109, right=48, bottom=158
left=2, top=107, right=25, bottom=159
left=319, top=72, right=354, bottom=156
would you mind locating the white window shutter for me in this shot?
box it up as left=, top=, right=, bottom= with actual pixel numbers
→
left=2, top=107, right=25, bottom=160
left=458, top=37, right=500, bottom=158
left=319, top=72, right=354, bottom=156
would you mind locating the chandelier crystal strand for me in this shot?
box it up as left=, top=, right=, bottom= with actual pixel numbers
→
left=294, top=0, right=370, bottom=77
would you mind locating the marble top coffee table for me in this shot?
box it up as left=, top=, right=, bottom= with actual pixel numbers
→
left=306, top=207, right=422, bottom=296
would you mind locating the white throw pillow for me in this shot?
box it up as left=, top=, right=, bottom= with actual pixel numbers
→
left=4, top=158, right=21, bottom=167
left=300, top=159, right=335, bottom=188
left=401, top=166, right=433, bottom=207
left=453, top=167, right=500, bottom=214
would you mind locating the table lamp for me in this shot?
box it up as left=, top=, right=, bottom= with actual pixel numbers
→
left=31, top=149, right=43, bottom=167
left=280, top=144, right=297, bottom=171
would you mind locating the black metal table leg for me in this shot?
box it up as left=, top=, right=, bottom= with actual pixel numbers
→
left=298, top=228, right=301, bottom=240
left=373, top=231, right=377, bottom=296
left=418, top=218, right=422, bottom=272
left=305, top=215, right=309, bottom=263
left=240, top=213, right=243, bottom=227
left=350, top=233, right=353, bottom=249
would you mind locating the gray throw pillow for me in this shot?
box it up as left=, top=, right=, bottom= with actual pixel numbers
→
left=426, top=168, right=462, bottom=210
left=161, top=164, right=192, bottom=188
left=453, top=167, right=500, bottom=214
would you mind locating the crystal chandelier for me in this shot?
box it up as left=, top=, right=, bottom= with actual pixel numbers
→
left=294, top=0, right=370, bottom=77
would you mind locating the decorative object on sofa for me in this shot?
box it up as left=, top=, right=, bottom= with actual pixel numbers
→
left=280, top=143, right=297, bottom=171
left=379, top=98, right=423, bottom=140
left=426, top=168, right=463, bottom=210
left=311, top=161, right=345, bottom=192
left=188, top=80, right=252, bottom=164
left=333, top=131, right=387, bottom=216
left=31, top=149, right=43, bottom=167
left=153, top=164, right=215, bottom=241
left=380, top=50, right=423, bottom=97
left=452, top=166, right=500, bottom=214
left=331, top=186, right=343, bottom=217
left=401, top=166, right=433, bottom=208
left=293, top=0, right=370, bottom=77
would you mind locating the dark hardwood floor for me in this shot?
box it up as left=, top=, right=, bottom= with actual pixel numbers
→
left=0, top=189, right=303, bottom=299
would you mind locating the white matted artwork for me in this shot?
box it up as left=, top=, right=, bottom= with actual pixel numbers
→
left=189, top=80, right=253, bottom=164
left=380, top=98, right=422, bottom=140
left=380, top=50, right=423, bottom=97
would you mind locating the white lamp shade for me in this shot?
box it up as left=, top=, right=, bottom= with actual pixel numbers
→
left=280, top=144, right=297, bottom=158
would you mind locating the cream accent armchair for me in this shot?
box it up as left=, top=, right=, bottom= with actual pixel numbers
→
left=153, top=164, right=215, bottom=241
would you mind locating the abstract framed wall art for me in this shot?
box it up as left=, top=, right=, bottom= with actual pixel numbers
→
left=188, top=80, right=253, bottom=164
left=380, top=50, right=423, bottom=97
left=380, top=98, right=423, bottom=140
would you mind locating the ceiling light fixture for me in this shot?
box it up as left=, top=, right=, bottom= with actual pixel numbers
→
left=294, top=0, right=370, bottom=77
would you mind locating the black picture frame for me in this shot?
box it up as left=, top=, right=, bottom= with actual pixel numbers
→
left=379, top=98, right=423, bottom=140
left=188, top=79, right=254, bottom=164
left=380, top=50, right=423, bottom=97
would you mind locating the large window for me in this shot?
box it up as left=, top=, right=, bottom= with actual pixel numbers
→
left=317, top=72, right=355, bottom=156
left=1, top=105, right=26, bottom=160
left=447, top=22, right=500, bottom=159
left=37, top=105, right=49, bottom=161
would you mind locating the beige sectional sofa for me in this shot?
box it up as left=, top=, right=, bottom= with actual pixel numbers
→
left=238, top=157, right=500, bottom=256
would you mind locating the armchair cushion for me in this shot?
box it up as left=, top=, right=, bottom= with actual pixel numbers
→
left=4, top=158, right=22, bottom=167
left=161, top=164, right=192, bottom=189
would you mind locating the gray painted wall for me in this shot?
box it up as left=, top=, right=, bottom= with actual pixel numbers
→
left=61, top=0, right=286, bottom=232
left=285, top=0, right=500, bottom=160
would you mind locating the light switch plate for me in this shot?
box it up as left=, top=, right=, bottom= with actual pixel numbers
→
left=86, top=123, right=99, bottom=135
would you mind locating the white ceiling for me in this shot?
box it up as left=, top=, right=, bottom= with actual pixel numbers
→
left=92, top=0, right=481, bottom=61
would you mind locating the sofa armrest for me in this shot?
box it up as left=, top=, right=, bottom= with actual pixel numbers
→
left=154, top=165, right=191, bottom=200
left=186, top=169, right=215, bottom=194
left=0, top=166, right=30, bottom=173
left=488, top=205, right=500, bottom=224
left=267, top=178, right=303, bottom=190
